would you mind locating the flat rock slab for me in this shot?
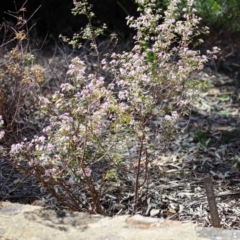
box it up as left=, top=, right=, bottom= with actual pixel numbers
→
left=0, top=202, right=240, bottom=240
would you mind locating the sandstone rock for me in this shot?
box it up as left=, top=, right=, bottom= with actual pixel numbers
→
left=1, top=201, right=240, bottom=240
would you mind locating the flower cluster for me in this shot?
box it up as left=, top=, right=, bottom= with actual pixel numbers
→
left=0, top=130, right=4, bottom=140
left=164, top=111, right=179, bottom=122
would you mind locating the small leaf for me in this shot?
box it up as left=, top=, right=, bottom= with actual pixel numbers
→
left=219, top=94, right=230, bottom=102
left=218, top=110, right=229, bottom=116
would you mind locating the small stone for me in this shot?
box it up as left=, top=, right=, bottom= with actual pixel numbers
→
left=150, top=209, right=160, bottom=217
left=113, top=203, right=126, bottom=210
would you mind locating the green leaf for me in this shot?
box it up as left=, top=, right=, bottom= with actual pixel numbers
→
left=219, top=95, right=230, bottom=102
left=218, top=110, right=229, bottom=116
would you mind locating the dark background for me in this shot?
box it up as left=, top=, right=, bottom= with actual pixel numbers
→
left=0, top=0, right=138, bottom=39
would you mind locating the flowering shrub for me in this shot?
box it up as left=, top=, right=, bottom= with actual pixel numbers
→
left=1, top=0, right=218, bottom=214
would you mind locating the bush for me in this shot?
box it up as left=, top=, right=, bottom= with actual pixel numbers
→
left=1, top=0, right=218, bottom=214
left=0, top=6, right=45, bottom=143
left=159, top=0, right=240, bottom=32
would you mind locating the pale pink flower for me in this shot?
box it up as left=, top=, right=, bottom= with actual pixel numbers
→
left=45, top=143, right=54, bottom=152
left=37, top=136, right=45, bottom=143
left=0, top=115, right=4, bottom=125
left=39, top=96, right=50, bottom=107
left=43, top=126, right=52, bottom=133
left=60, top=83, right=75, bottom=91
left=10, top=143, right=24, bottom=154
left=28, top=159, right=34, bottom=166
left=67, top=57, right=85, bottom=76
left=78, top=167, right=92, bottom=177
left=0, top=130, right=5, bottom=139
left=164, top=115, right=172, bottom=121
left=44, top=168, right=56, bottom=177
